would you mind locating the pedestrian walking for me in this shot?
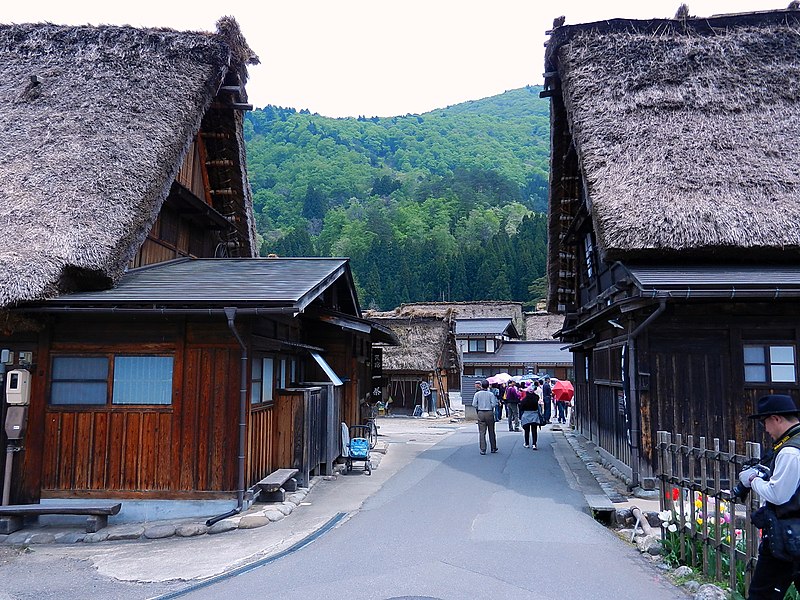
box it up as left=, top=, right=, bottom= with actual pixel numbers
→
left=519, top=383, right=544, bottom=449
left=556, top=397, right=568, bottom=424
left=504, top=381, right=521, bottom=431
left=472, top=379, right=498, bottom=455
left=542, top=377, right=553, bottom=423
left=738, top=395, right=800, bottom=599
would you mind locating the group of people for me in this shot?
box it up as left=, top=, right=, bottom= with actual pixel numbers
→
left=471, top=376, right=566, bottom=455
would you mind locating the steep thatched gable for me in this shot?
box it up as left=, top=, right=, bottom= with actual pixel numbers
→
left=523, top=311, right=563, bottom=340
left=371, top=316, right=458, bottom=373
left=545, top=9, right=800, bottom=269
left=0, top=18, right=258, bottom=308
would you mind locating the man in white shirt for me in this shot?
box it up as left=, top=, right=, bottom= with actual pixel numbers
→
left=472, top=380, right=499, bottom=455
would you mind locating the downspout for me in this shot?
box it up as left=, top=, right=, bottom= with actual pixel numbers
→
left=626, top=299, right=666, bottom=490
left=206, top=307, right=248, bottom=526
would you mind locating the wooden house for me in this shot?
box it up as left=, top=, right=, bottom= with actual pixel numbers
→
left=543, top=7, right=800, bottom=488
left=367, top=314, right=459, bottom=415
left=396, top=302, right=526, bottom=342
left=0, top=20, right=391, bottom=517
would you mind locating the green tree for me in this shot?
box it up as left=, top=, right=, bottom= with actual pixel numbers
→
left=243, top=87, right=552, bottom=308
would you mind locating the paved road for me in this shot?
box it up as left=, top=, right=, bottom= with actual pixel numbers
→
left=172, top=425, right=687, bottom=600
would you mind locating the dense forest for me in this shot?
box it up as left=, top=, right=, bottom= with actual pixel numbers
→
left=243, top=86, right=551, bottom=310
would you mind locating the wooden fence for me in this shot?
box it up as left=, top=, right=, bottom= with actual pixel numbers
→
left=656, top=431, right=763, bottom=594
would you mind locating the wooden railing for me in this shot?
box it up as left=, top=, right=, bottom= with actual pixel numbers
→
left=656, top=431, right=763, bottom=594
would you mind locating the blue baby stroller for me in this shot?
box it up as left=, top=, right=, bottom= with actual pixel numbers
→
left=341, top=423, right=372, bottom=475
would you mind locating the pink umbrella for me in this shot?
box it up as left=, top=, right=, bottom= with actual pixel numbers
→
left=493, top=372, right=512, bottom=383
left=552, top=379, right=574, bottom=402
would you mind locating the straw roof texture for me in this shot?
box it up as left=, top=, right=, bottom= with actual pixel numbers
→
left=546, top=9, right=800, bottom=261
left=523, top=311, right=564, bottom=340
left=368, top=302, right=525, bottom=337
left=0, top=18, right=258, bottom=308
left=370, top=316, right=457, bottom=373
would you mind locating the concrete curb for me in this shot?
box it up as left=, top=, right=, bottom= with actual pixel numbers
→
left=0, top=465, right=354, bottom=547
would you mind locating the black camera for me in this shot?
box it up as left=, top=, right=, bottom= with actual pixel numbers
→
left=731, top=462, right=771, bottom=501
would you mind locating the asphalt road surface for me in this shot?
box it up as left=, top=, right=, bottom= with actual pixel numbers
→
left=166, top=425, right=687, bottom=600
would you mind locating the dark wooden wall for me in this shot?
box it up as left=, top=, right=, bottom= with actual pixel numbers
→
left=8, top=311, right=371, bottom=502
left=576, top=302, right=799, bottom=477
left=21, top=318, right=241, bottom=500
left=177, top=340, right=238, bottom=494
left=130, top=201, right=218, bottom=268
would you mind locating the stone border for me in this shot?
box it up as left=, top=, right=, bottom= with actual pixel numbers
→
left=0, top=450, right=386, bottom=547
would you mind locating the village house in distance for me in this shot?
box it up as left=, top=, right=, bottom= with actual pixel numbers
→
left=543, top=6, right=800, bottom=489
left=0, top=19, right=393, bottom=522
left=367, top=302, right=569, bottom=416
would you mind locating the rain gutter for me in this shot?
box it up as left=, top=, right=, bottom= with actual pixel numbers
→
left=207, top=307, right=248, bottom=526
left=19, top=306, right=298, bottom=316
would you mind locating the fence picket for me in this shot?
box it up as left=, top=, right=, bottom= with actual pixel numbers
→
left=655, top=431, right=761, bottom=598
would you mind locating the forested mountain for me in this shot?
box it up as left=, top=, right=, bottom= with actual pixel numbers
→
left=244, top=86, right=551, bottom=310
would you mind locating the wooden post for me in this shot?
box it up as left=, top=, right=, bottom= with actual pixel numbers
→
left=698, top=433, right=707, bottom=561
left=722, top=439, right=734, bottom=585
left=657, top=431, right=668, bottom=518
left=687, top=435, right=697, bottom=567
left=676, top=433, right=686, bottom=564
left=744, top=440, right=761, bottom=592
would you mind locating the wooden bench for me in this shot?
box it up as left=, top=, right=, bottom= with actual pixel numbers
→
left=256, top=468, right=299, bottom=503
left=0, top=503, right=122, bottom=534
left=585, top=494, right=616, bottom=524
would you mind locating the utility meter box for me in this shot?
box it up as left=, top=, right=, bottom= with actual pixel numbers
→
left=6, top=369, right=31, bottom=405
left=4, top=406, right=27, bottom=440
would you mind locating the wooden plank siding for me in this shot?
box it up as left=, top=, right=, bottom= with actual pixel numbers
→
left=247, top=405, right=275, bottom=486
left=28, top=319, right=241, bottom=499
left=9, top=312, right=367, bottom=502
left=575, top=303, right=799, bottom=479
left=176, top=344, right=238, bottom=495
left=271, top=390, right=298, bottom=471
left=41, top=411, right=172, bottom=495
left=175, top=140, right=207, bottom=201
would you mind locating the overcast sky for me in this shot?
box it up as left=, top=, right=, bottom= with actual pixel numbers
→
left=3, top=0, right=780, bottom=117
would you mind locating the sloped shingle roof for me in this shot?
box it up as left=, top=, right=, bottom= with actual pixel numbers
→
left=40, top=258, right=352, bottom=308
left=455, top=318, right=516, bottom=336
left=462, top=341, right=571, bottom=365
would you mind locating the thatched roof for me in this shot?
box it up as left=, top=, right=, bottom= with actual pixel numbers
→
left=523, top=311, right=564, bottom=340
left=368, top=302, right=525, bottom=337
left=0, top=18, right=258, bottom=308
left=370, top=316, right=459, bottom=373
left=545, top=9, right=800, bottom=277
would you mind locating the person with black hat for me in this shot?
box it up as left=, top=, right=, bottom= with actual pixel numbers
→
left=739, top=394, right=800, bottom=599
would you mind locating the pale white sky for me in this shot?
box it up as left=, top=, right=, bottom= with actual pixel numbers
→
left=3, top=0, right=780, bottom=117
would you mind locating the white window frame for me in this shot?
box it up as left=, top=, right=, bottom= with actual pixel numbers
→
left=744, top=344, right=796, bottom=384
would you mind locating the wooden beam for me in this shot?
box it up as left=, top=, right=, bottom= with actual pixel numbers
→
left=206, top=160, right=235, bottom=167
